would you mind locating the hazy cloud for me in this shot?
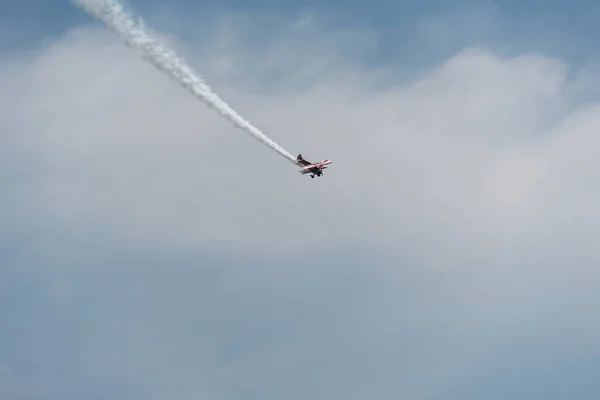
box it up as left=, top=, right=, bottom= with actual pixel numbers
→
left=2, top=6, right=600, bottom=399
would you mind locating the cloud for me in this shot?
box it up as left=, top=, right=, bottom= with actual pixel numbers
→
left=0, top=27, right=568, bottom=253
left=2, top=7, right=600, bottom=399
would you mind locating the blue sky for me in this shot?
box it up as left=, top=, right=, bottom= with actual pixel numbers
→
left=2, top=0, right=600, bottom=399
left=2, top=0, right=600, bottom=63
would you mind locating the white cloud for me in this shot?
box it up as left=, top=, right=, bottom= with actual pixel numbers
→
left=2, top=20, right=600, bottom=258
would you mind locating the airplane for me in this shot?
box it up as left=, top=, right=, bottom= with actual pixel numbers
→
left=296, top=154, right=332, bottom=178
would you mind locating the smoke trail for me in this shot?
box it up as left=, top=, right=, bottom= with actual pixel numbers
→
left=71, top=0, right=298, bottom=164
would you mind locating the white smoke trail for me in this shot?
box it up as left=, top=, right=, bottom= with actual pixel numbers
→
left=71, top=0, right=298, bottom=164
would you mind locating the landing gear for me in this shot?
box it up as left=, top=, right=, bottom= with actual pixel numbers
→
left=310, top=174, right=315, bottom=178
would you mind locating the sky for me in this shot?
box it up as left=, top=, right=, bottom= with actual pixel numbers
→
left=2, top=0, right=600, bottom=399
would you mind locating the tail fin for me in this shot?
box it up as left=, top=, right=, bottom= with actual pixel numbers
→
left=296, top=154, right=310, bottom=166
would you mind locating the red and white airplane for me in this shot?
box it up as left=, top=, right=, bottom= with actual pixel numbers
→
left=296, top=154, right=332, bottom=178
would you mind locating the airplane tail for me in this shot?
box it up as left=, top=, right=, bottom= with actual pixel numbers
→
left=296, top=154, right=310, bottom=166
